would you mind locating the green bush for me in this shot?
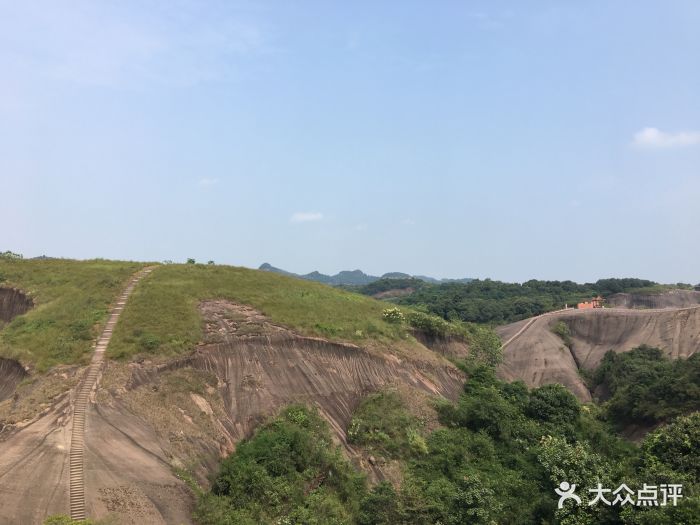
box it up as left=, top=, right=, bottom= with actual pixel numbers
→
left=381, top=307, right=405, bottom=324
left=196, top=405, right=366, bottom=525
left=139, top=333, right=161, bottom=352
left=358, top=482, right=400, bottom=525
left=527, top=383, right=581, bottom=427
left=348, top=391, right=425, bottom=459
left=405, top=310, right=451, bottom=337
left=551, top=320, right=573, bottom=348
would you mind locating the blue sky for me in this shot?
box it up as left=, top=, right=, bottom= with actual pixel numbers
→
left=2, top=1, right=699, bottom=283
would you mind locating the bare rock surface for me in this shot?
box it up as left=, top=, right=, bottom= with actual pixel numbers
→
left=607, top=289, right=700, bottom=309
left=497, top=306, right=700, bottom=402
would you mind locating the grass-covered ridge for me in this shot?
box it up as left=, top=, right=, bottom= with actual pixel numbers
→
left=0, top=258, right=144, bottom=371
left=108, top=263, right=420, bottom=361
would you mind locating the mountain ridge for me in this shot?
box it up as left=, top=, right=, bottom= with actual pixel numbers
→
left=258, top=262, right=473, bottom=286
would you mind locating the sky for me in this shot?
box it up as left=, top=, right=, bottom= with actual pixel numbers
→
left=2, top=1, right=699, bottom=283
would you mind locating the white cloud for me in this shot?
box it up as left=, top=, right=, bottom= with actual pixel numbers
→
left=633, top=127, right=700, bottom=149
left=290, top=212, right=323, bottom=223
left=198, top=177, right=219, bottom=187
left=401, top=218, right=416, bottom=226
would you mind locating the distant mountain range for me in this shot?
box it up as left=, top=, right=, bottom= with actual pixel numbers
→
left=258, top=263, right=473, bottom=286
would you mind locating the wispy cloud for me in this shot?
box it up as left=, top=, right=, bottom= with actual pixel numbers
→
left=198, top=177, right=219, bottom=187
left=290, top=212, right=323, bottom=223
left=633, top=127, right=700, bottom=149
left=401, top=218, right=416, bottom=226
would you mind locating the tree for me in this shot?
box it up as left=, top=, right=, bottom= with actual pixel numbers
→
left=0, top=250, right=23, bottom=259
left=537, top=435, right=612, bottom=525
left=358, top=482, right=400, bottom=525
left=527, top=384, right=581, bottom=427
left=640, top=412, right=700, bottom=480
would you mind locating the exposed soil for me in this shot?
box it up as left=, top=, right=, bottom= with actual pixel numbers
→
left=0, top=287, right=33, bottom=324
left=412, top=331, right=470, bottom=360
left=0, top=288, right=33, bottom=403
left=0, top=358, right=27, bottom=402
left=497, top=306, right=700, bottom=402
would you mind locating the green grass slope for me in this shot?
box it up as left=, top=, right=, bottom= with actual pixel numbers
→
left=108, top=264, right=411, bottom=361
left=0, top=258, right=144, bottom=371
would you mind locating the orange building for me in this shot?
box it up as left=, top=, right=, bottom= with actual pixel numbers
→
left=577, top=296, right=604, bottom=309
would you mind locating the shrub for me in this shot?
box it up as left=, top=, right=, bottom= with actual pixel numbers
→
left=358, top=482, right=400, bottom=525
left=139, top=333, right=161, bottom=352
left=464, top=323, right=503, bottom=367
left=0, top=250, right=23, bottom=259
left=198, top=405, right=366, bottom=524
left=551, top=320, right=572, bottom=348
left=405, top=310, right=450, bottom=336
left=348, top=391, right=424, bottom=459
left=381, top=307, right=405, bottom=324
left=527, top=383, right=581, bottom=427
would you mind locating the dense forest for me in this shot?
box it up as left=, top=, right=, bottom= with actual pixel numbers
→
left=364, top=278, right=668, bottom=324
left=194, top=348, right=700, bottom=525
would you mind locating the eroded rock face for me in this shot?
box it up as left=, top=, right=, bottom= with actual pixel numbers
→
left=497, top=307, right=700, bottom=402
left=607, top=290, right=700, bottom=309
left=117, top=301, right=465, bottom=484
left=412, top=331, right=470, bottom=360
left=0, top=358, right=27, bottom=402
left=0, top=287, right=33, bottom=324
left=130, top=301, right=464, bottom=443
left=0, top=289, right=31, bottom=402
left=0, top=300, right=464, bottom=523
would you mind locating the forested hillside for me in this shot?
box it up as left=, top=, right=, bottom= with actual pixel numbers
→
left=195, top=351, right=700, bottom=524
left=390, top=278, right=672, bottom=324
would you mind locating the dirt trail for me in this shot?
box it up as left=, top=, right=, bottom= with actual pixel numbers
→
left=496, top=305, right=700, bottom=401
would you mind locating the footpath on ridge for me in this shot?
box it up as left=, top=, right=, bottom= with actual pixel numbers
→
left=69, top=266, right=156, bottom=521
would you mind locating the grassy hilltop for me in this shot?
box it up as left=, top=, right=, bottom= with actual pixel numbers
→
left=0, top=258, right=144, bottom=371
left=1, top=259, right=451, bottom=370
left=108, top=263, right=410, bottom=361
